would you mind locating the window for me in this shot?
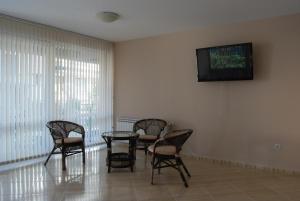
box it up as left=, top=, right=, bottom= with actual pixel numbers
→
left=0, top=16, right=113, bottom=163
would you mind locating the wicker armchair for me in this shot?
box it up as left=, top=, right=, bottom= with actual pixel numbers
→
left=148, top=129, right=193, bottom=187
left=133, top=119, right=167, bottom=155
left=44, top=120, right=85, bottom=170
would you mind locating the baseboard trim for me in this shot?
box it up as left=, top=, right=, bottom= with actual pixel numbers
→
left=181, top=154, right=300, bottom=176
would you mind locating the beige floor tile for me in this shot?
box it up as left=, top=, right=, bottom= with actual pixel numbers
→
left=211, top=192, right=253, bottom=201
left=1, top=145, right=300, bottom=201
left=62, top=192, right=105, bottom=201
left=281, top=190, right=300, bottom=201
left=203, top=182, right=242, bottom=196
left=0, top=192, right=63, bottom=201
left=230, top=180, right=270, bottom=192
left=134, top=185, right=172, bottom=201
left=166, top=183, right=210, bottom=197
left=246, top=189, right=291, bottom=201
left=100, top=186, right=136, bottom=201
left=174, top=195, right=214, bottom=201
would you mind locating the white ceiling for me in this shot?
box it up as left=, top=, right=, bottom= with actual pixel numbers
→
left=0, top=0, right=300, bottom=42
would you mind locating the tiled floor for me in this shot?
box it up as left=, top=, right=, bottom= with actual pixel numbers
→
left=1, top=144, right=300, bottom=201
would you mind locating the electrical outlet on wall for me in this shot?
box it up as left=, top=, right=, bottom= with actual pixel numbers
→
left=273, top=144, right=281, bottom=151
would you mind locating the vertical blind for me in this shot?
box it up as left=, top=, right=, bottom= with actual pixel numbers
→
left=0, top=16, right=113, bottom=164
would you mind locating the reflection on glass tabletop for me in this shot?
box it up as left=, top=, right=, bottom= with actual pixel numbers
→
left=102, top=131, right=139, bottom=138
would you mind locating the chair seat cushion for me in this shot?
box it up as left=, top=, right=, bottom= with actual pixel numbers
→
left=138, top=135, right=157, bottom=141
left=148, top=145, right=177, bottom=155
left=55, top=137, right=83, bottom=144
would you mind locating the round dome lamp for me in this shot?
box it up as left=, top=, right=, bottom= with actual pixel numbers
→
left=97, top=11, right=120, bottom=23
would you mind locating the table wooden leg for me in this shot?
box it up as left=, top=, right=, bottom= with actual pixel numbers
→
left=129, top=138, right=136, bottom=172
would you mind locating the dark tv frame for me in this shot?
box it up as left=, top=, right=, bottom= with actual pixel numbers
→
left=196, top=43, right=253, bottom=82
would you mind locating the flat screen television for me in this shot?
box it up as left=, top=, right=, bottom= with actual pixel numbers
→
left=196, top=43, right=253, bottom=81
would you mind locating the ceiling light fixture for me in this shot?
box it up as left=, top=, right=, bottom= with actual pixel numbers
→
left=97, top=11, right=120, bottom=23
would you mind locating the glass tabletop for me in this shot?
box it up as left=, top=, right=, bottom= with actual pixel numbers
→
left=102, top=131, right=139, bottom=139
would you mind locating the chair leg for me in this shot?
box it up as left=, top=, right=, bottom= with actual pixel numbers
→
left=130, top=163, right=134, bottom=172
left=82, top=144, right=85, bottom=164
left=179, top=158, right=191, bottom=177
left=44, top=147, right=56, bottom=166
left=158, top=159, right=161, bottom=174
left=151, top=156, right=155, bottom=185
left=176, top=157, right=188, bottom=187
left=62, top=147, right=66, bottom=171
left=144, top=144, right=147, bottom=155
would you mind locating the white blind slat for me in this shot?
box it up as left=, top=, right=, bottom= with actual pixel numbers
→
left=0, top=16, right=113, bottom=163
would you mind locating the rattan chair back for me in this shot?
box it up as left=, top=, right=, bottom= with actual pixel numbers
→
left=133, top=119, right=167, bottom=136
left=46, top=120, right=85, bottom=141
left=164, top=129, right=193, bottom=153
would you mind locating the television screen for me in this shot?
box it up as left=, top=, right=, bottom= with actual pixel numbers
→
left=196, top=43, right=253, bottom=81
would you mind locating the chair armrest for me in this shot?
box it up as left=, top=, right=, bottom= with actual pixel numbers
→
left=72, top=125, right=85, bottom=139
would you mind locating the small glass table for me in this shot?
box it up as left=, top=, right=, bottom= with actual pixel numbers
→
left=102, top=131, right=139, bottom=173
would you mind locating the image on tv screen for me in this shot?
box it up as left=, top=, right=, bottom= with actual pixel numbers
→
left=209, top=45, right=247, bottom=69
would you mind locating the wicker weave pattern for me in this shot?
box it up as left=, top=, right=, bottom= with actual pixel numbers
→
left=47, top=121, right=85, bottom=140
left=149, top=129, right=193, bottom=187
left=133, top=119, right=167, bottom=136
left=133, top=119, right=167, bottom=155
left=45, top=120, right=86, bottom=170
